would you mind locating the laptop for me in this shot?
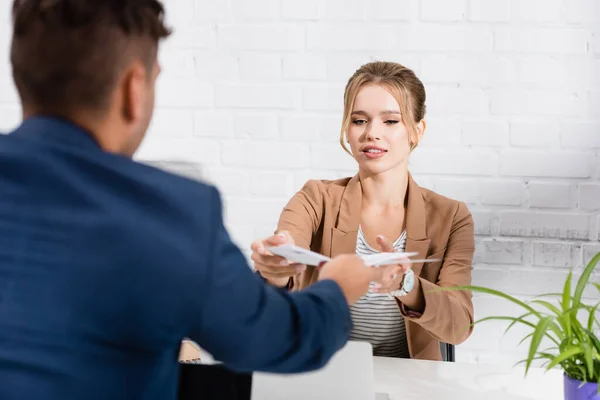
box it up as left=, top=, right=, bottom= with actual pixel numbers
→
left=180, top=340, right=384, bottom=400
left=251, top=341, right=377, bottom=400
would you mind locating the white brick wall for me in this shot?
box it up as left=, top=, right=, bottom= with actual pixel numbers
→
left=0, top=0, right=598, bottom=367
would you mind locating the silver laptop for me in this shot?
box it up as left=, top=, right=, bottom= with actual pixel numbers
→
left=251, top=340, right=377, bottom=400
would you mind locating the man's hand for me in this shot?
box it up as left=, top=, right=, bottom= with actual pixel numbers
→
left=251, top=231, right=306, bottom=288
left=318, top=254, right=385, bottom=304
left=372, top=235, right=411, bottom=294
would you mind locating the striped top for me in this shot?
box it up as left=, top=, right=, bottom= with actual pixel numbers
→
left=348, top=226, right=410, bottom=358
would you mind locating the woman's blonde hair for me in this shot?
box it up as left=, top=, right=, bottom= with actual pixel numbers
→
left=340, top=61, right=426, bottom=155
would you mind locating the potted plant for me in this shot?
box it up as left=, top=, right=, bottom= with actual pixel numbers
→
left=441, top=252, right=600, bottom=399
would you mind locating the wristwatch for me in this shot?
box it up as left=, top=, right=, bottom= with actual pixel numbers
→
left=389, top=269, right=415, bottom=298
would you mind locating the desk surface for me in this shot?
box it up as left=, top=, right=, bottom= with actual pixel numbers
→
left=374, top=357, right=562, bottom=400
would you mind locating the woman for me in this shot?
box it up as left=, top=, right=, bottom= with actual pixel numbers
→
left=252, top=61, right=475, bottom=361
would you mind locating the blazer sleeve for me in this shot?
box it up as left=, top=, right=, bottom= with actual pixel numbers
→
left=187, top=186, right=351, bottom=373
left=271, top=180, right=324, bottom=290
left=400, top=202, right=475, bottom=345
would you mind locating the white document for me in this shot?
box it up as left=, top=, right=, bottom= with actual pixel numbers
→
left=266, top=244, right=434, bottom=267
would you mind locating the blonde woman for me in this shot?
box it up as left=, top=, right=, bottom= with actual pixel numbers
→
left=252, top=61, right=475, bottom=360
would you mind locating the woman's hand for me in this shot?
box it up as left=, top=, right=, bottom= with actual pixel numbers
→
left=372, top=235, right=412, bottom=294
left=251, top=230, right=306, bottom=288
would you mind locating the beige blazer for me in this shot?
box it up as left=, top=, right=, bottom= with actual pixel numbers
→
left=272, top=174, right=475, bottom=361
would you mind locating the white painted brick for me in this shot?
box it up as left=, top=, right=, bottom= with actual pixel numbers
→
left=475, top=267, right=575, bottom=296
left=164, top=0, right=195, bottom=25
left=307, top=25, right=396, bottom=51
left=434, top=179, right=480, bottom=205
left=420, top=55, right=515, bottom=85
left=225, top=197, right=287, bottom=227
left=426, top=87, right=490, bottom=116
left=135, top=136, right=221, bottom=165
left=327, top=55, right=379, bottom=81
left=302, top=84, right=344, bottom=112
left=509, top=121, right=560, bottom=148
left=155, top=79, right=213, bottom=108
left=310, top=144, right=358, bottom=170
left=239, top=54, right=282, bottom=80
left=578, top=184, right=600, bottom=211
left=582, top=244, right=600, bottom=266
left=318, top=115, right=344, bottom=144
left=468, top=0, right=510, bottom=22
left=224, top=224, right=255, bottom=256
left=494, top=28, right=589, bottom=54
left=590, top=91, right=600, bottom=116
left=470, top=211, right=495, bottom=236
left=230, top=0, right=279, bottom=21
left=280, top=115, right=321, bottom=142
left=322, top=0, right=368, bottom=20
left=565, top=0, right=600, bottom=23
left=222, top=141, right=310, bottom=168
left=0, top=3, right=10, bottom=22
left=250, top=172, right=294, bottom=197
left=194, top=0, right=233, bottom=21
left=147, top=109, right=194, bottom=138
left=370, top=0, right=412, bottom=21
left=481, top=181, right=526, bottom=206
left=168, top=25, right=216, bottom=49
left=483, top=239, right=525, bottom=265
left=560, top=122, right=600, bottom=149
left=193, top=111, right=235, bottom=138
left=159, top=50, right=196, bottom=79
left=529, top=182, right=572, bottom=209
left=283, top=55, right=327, bottom=80
left=411, top=150, right=498, bottom=176
left=397, top=27, right=492, bottom=52
left=533, top=242, right=573, bottom=268
left=500, top=152, right=593, bottom=179
left=0, top=82, right=19, bottom=104
left=491, top=89, right=587, bottom=117
left=204, top=167, right=249, bottom=196
left=293, top=170, right=351, bottom=190
left=281, top=0, right=323, bottom=20
left=0, top=107, right=20, bottom=132
left=511, top=0, right=562, bottom=22
left=517, top=56, right=570, bottom=87
left=218, top=25, right=305, bottom=51
left=499, top=211, right=591, bottom=240
left=421, top=0, right=466, bottom=21
left=216, top=84, right=298, bottom=109
left=462, top=119, right=508, bottom=147
left=420, top=118, right=462, bottom=147
left=193, top=53, right=239, bottom=80
left=234, top=113, right=279, bottom=140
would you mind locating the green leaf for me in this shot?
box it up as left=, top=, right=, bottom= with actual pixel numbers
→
left=587, top=302, right=600, bottom=332
left=592, top=282, right=600, bottom=293
left=518, top=332, right=534, bottom=347
left=584, top=329, right=600, bottom=354
left=546, top=347, right=584, bottom=370
left=573, top=253, right=600, bottom=310
left=583, top=342, right=595, bottom=379
left=562, top=272, right=573, bottom=336
left=530, top=299, right=562, bottom=316
left=504, top=311, right=535, bottom=336
left=526, top=316, right=553, bottom=375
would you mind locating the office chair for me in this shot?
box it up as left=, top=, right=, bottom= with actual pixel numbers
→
left=440, top=342, right=455, bottom=362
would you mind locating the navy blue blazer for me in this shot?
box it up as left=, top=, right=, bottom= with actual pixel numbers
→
left=0, top=117, right=352, bottom=400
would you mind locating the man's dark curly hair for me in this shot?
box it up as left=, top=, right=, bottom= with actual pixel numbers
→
left=10, top=0, right=171, bottom=115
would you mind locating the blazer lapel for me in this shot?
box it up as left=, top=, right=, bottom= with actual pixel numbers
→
left=404, top=174, right=431, bottom=277
left=330, top=175, right=362, bottom=257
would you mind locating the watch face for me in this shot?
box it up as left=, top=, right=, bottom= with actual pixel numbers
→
left=403, top=271, right=415, bottom=292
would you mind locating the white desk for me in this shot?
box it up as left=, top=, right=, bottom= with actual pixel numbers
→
left=374, top=357, right=562, bottom=400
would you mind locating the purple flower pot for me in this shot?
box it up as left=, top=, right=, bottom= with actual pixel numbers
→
left=564, top=373, right=600, bottom=400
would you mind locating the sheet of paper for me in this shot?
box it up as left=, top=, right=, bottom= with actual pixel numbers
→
left=267, top=244, right=440, bottom=268
left=267, top=244, right=332, bottom=266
